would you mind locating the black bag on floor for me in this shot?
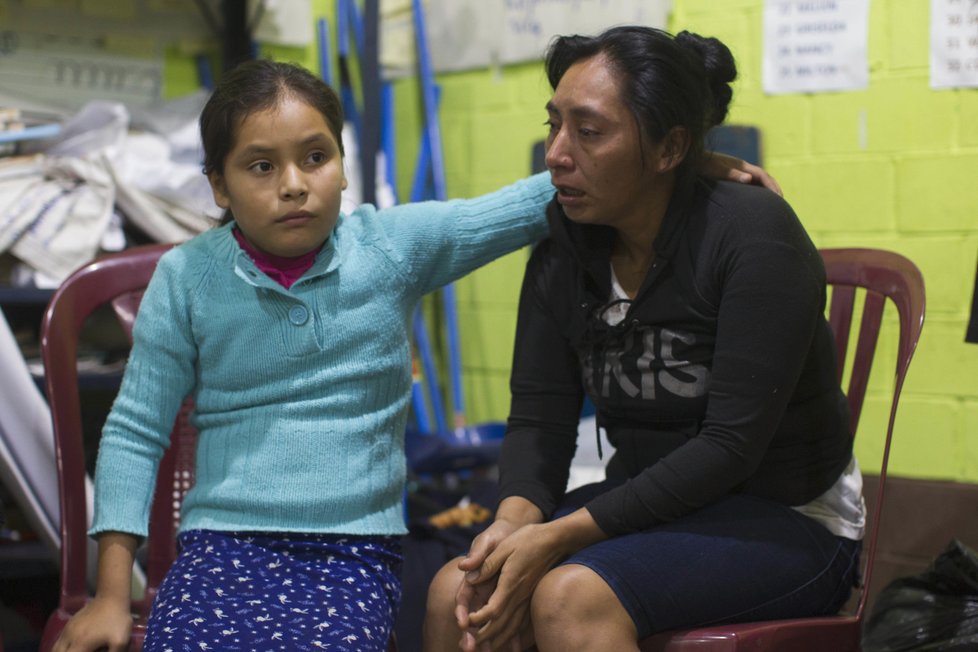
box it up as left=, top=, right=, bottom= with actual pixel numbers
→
left=863, top=539, right=978, bottom=651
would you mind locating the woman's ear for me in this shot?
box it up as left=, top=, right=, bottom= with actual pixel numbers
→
left=208, top=172, right=231, bottom=209
left=657, top=126, right=691, bottom=173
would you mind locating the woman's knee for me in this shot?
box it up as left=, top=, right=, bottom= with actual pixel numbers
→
left=531, top=564, right=613, bottom=627
left=423, top=557, right=469, bottom=651
left=426, top=556, right=466, bottom=616
left=531, top=564, right=638, bottom=650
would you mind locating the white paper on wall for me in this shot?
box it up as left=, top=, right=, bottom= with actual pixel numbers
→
left=762, top=0, right=870, bottom=95
left=250, top=0, right=315, bottom=48
left=382, top=0, right=672, bottom=75
left=930, top=0, right=978, bottom=89
left=495, top=0, right=672, bottom=69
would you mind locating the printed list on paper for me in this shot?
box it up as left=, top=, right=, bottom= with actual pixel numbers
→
left=763, top=0, right=870, bottom=95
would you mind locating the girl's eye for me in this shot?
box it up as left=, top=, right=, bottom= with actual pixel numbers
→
left=250, top=161, right=273, bottom=173
left=307, top=151, right=327, bottom=165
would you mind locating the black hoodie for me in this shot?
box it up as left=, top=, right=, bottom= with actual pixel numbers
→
left=497, top=177, right=852, bottom=536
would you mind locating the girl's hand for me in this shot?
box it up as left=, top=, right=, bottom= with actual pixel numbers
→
left=701, top=151, right=783, bottom=196
left=52, top=595, right=132, bottom=652
left=53, top=531, right=138, bottom=652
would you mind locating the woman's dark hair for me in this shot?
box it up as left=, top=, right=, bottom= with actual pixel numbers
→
left=199, top=59, right=345, bottom=179
left=545, top=26, right=736, bottom=184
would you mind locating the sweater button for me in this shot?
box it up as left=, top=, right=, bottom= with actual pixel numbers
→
left=288, top=305, right=309, bottom=325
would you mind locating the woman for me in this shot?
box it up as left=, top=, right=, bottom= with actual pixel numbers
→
left=424, top=26, right=864, bottom=652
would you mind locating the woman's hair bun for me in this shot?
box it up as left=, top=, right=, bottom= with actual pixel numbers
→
left=675, top=31, right=737, bottom=126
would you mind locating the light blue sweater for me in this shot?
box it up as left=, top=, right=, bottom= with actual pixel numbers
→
left=90, top=173, right=553, bottom=537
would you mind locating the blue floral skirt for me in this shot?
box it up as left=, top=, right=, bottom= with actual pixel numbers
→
left=143, top=530, right=402, bottom=652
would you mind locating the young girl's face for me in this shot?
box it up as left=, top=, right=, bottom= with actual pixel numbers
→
left=209, top=95, right=347, bottom=257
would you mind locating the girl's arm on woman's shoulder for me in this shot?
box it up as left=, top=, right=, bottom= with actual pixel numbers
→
left=376, top=173, right=554, bottom=296
left=702, top=151, right=783, bottom=196
left=370, top=154, right=774, bottom=297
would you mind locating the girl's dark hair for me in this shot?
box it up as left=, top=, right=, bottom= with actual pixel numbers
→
left=545, top=26, right=736, bottom=184
left=199, top=59, right=345, bottom=179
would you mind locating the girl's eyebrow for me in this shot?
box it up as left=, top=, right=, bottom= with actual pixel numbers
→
left=297, top=132, right=334, bottom=146
left=238, top=144, right=274, bottom=157
left=236, top=133, right=336, bottom=157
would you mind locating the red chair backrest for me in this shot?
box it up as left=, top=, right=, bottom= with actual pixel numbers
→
left=636, top=248, right=926, bottom=652
left=39, top=243, right=401, bottom=652
left=820, top=247, right=925, bottom=619
left=40, top=243, right=194, bottom=616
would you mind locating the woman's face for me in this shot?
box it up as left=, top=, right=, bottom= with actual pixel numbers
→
left=544, top=55, right=669, bottom=230
left=209, top=95, right=347, bottom=258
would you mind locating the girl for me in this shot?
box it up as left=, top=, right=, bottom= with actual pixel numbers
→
left=52, top=59, right=773, bottom=652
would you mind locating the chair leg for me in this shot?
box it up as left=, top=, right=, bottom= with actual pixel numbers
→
left=38, top=609, right=71, bottom=652
left=127, top=623, right=146, bottom=652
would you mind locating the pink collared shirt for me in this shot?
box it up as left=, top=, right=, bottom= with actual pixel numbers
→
left=232, top=227, right=322, bottom=289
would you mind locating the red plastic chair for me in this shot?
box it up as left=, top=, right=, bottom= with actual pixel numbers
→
left=37, top=243, right=399, bottom=652
left=640, top=248, right=926, bottom=652
left=38, top=244, right=186, bottom=651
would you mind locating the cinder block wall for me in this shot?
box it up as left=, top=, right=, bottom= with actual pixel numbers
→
left=391, top=0, right=978, bottom=484
left=673, top=0, right=978, bottom=482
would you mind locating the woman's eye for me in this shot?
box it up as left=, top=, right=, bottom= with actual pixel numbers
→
left=543, top=120, right=558, bottom=134
left=579, top=128, right=597, bottom=137
left=308, top=151, right=327, bottom=164
left=249, top=161, right=273, bottom=173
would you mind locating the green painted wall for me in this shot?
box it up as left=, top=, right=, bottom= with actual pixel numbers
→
left=50, top=2, right=978, bottom=478
left=390, top=0, right=978, bottom=483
